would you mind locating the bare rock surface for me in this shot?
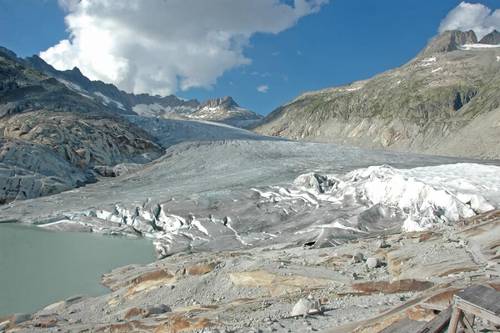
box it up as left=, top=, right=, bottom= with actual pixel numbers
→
left=4, top=210, right=499, bottom=332
left=0, top=139, right=92, bottom=203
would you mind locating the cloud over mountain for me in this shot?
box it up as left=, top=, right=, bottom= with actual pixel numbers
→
left=41, top=0, right=327, bottom=96
left=439, top=1, right=500, bottom=40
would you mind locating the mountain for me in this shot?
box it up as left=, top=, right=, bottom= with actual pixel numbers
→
left=132, top=95, right=263, bottom=128
left=0, top=47, right=163, bottom=203
left=480, top=29, right=500, bottom=45
left=253, top=30, right=500, bottom=159
left=185, top=96, right=263, bottom=128
left=420, top=29, right=477, bottom=55
left=24, top=55, right=262, bottom=127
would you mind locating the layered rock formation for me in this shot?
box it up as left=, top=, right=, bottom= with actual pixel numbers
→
left=254, top=30, right=500, bottom=159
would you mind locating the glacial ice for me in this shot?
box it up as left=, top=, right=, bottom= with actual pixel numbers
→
left=44, top=163, right=500, bottom=256
left=290, top=164, right=497, bottom=232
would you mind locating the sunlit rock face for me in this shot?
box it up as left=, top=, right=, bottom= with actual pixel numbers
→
left=254, top=30, right=500, bottom=159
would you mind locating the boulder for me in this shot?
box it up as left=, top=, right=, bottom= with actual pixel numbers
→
left=11, top=313, right=31, bottom=325
left=352, top=252, right=364, bottom=263
left=366, top=257, right=380, bottom=269
left=290, top=297, right=321, bottom=317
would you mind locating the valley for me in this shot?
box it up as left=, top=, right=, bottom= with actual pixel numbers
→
left=0, top=21, right=499, bottom=333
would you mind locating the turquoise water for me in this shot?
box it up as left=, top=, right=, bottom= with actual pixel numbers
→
left=0, top=223, right=155, bottom=316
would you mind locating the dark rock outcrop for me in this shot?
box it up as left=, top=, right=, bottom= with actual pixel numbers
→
left=479, top=29, right=500, bottom=44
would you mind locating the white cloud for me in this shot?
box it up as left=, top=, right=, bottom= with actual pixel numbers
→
left=439, top=2, right=500, bottom=40
left=251, top=71, right=271, bottom=77
left=257, top=84, right=269, bottom=93
left=41, top=0, right=328, bottom=96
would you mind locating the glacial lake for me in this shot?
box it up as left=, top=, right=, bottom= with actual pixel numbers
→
left=0, top=223, right=155, bottom=316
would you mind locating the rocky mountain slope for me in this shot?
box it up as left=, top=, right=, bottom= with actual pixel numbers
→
left=479, top=29, right=500, bottom=45
left=0, top=47, right=163, bottom=203
left=24, top=54, right=262, bottom=127
left=0, top=45, right=264, bottom=203
left=254, top=30, right=500, bottom=159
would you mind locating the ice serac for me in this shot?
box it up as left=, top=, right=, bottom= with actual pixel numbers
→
left=291, top=165, right=496, bottom=232
left=254, top=30, right=500, bottom=159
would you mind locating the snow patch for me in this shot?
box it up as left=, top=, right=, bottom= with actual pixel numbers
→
left=421, top=57, right=437, bottom=67
left=345, top=86, right=362, bottom=92
left=460, top=44, right=500, bottom=50
left=431, top=67, right=443, bottom=73
left=94, top=92, right=125, bottom=110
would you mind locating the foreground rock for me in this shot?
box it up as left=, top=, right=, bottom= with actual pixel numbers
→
left=4, top=210, right=499, bottom=332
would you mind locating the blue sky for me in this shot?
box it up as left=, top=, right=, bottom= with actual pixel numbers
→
left=0, top=0, right=498, bottom=115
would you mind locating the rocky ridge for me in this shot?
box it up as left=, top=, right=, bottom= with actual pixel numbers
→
left=0, top=48, right=163, bottom=203
left=24, top=54, right=262, bottom=128
left=253, top=30, right=500, bottom=159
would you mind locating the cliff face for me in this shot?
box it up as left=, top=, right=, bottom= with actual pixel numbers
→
left=254, top=30, right=500, bottom=159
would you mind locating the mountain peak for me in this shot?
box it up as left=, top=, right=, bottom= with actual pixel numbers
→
left=71, top=66, right=83, bottom=74
left=0, top=46, right=18, bottom=61
left=479, top=30, right=500, bottom=45
left=201, top=96, right=239, bottom=109
left=420, top=30, right=477, bottom=56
